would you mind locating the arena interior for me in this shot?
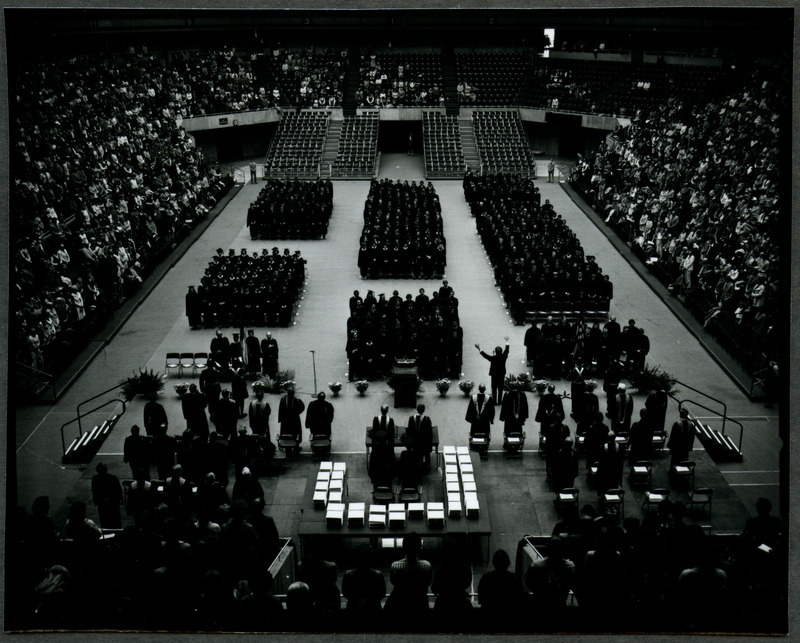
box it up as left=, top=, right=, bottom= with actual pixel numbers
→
left=5, top=6, right=793, bottom=636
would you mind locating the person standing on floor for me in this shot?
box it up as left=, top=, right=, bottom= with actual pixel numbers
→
left=91, top=462, right=123, bottom=529
left=123, top=425, right=150, bottom=481
left=475, top=336, right=510, bottom=404
left=278, top=386, right=305, bottom=448
left=244, top=329, right=261, bottom=377
left=143, top=393, right=168, bottom=437
left=548, top=158, right=556, bottom=183
left=668, top=408, right=696, bottom=468
left=261, top=332, right=279, bottom=380
left=249, top=160, right=258, bottom=184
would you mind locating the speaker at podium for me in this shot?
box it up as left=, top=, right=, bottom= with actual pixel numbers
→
left=392, top=358, right=418, bottom=408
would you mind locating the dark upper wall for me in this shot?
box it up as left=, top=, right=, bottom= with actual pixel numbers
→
left=5, top=7, right=792, bottom=60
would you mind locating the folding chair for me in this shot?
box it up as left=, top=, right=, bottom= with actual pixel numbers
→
left=600, top=487, right=625, bottom=517
left=687, top=487, right=713, bottom=517
left=670, top=461, right=696, bottom=491
left=553, top=487, right=579, bottom=518
left=179, top=352, right=195, bottom=377
left=310, top=434, right=331, bottom=461
left=642, top=488, right=670, bottom=514
left=503, top=431, right=525, bottom=458
left=193, top=352, right=209, bottom=375
left=469, top=433, right=490, bottom=460
left=628, top=460, right=653, bottom=489
left=165, top=352, right=181, bottom=377
left=278, top=433, right=301, bottom=459
left=372, top=484, right=395, bottom=505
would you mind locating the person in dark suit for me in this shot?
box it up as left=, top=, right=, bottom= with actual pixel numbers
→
left=123, top=424, right=150, bottom=480
left=210, top=329, right=230, bottom=366
left=213, top=389, right=239, bottom=439
left=278, top=387, right=305, bottom=447
left=465, top=383, right=495, bottom=455
left=91, top=462, right=123, bottom=529
left=476, top=336, right=510, bottom=404
left=306, top=391, right=335, bottom=440
left=406, top=403, right=433, bottom=467
left=549, top=437, right=578, bottom=491
left=244, top=329, right=261, bottom=376
left=668, top=408, right=695, bottom=468
left=143, top=393, right=168, bottom=436
left=597, top=433, right=625, bottom=491
left=261, top=332, right=279, bottom=380
left=182, top=383, right=209, bottom=438
left=368, top=404, right=396, bottom=483
left=524, top=323, right=540, bottom=366
left=500, top=385, right=529, bottom=438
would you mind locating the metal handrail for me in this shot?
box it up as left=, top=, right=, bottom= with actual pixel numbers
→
left=669, top=378, right=729, bottom=435
left=674, top=397, right=744, bottom=455
left=16, top=362, right=57, bottom=400
left=60, top=397, right=127, bottom=455
left=76, top=383, right=126, bottom=436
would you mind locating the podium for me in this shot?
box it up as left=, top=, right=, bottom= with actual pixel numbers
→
left=392, top=359, right=418, bottom=408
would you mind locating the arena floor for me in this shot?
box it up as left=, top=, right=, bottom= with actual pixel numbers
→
left=13, top=153, right=781, bottom=580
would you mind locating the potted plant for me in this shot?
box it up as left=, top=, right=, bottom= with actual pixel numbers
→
left=515, top=372, right=533, bottom=391
left=354, top=380, right=370, bottom=396
left=121, top=368, right=166, bottom=401
left=458, top=379, right=475, bottom=396
left=270, top=369, right=297, bottom=394
left=584, top=378, right=598, bottom=392
left=328, top=381, right=343, bottom=397
left=504, top=375, right=524, bottom=392
left=174, top=382, right=189, bottom=397
left=533, top=379, right=550, bottom=396
left=629, top=364, right=675, bottom=395
left=435, top=378, right=451, bottom=396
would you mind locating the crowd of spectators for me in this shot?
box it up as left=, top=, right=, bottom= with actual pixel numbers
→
left=574, top=69, right=785, bottom=370
left=13, top=54, right=234, bottom=370
left=8, top=486, right=784, bottom=632
left=187, top=248, right=306, bottom=328
left=165, top=46, right=347, bottom=117
left=355, top=51, right=445, bottom=108
left=358, top=179, right=446, bottom=279
left=246, top=179, right=334, bottom=240
left=346, top=283, right=462, bottom=380
left=464, top=173, right=613, bottom=325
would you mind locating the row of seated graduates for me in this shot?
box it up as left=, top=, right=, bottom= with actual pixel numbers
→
left=11, top=485, right=782, bottom=633
left=346, top=284, right=463, bottom=381
left=190, top=247, right=305, bottom=328
left=12, top=50, right=234, bottom=369
left=464, top=172, right=613, bottom=324
left=358, top=178, right=446, bottom=279
left=524, top=315, right=651, bottom=380
left=246, top=178, right=334, bottom=240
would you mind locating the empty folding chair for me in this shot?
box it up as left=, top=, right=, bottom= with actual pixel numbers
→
left=687, top=487, right=713, bottom=517
left=670, top=460, right=696, bottom=490
left=600, top=487, right=625, bottom=516
left=553, top=487, right=579, bottom=518
left=165, top=352, right=181, bottom=377
left=179, top=352, right=195, bottom=377
left=628, top=460, right=653, bottom=489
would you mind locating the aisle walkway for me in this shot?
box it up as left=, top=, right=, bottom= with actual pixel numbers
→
left=14, top=156, right=778, bottom=568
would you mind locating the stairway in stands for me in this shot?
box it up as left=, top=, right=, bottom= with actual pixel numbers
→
left=341, top=48, right=361, bottom=116
left=458, top=119, right=481, bottom=173
left=514, top=65, right=537, bottom=107
left=440, top=47, right=460, bottom=116
left=320, top=120, right=343, bottom=178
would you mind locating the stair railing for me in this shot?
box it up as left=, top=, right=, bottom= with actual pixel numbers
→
left=668, top=379, right=744, bottom=455
left=61, top=395, right=127, bottom=455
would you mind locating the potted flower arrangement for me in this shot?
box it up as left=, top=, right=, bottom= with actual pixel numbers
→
left=504, top=374, right=524, bottom=392
left=282, top=380, right=297, bottom=392
left=328, top=381, right=343, bottom=397
left=252, top=379, right=270, bottom=395
left=354, top=380, right=370, bottom=396
left=174, top=382, right=189, bottom=397
left=120, top=368, right=166, bottom=401
left=435, top=378, right=451, bottom=396
left=584, top=378, right=598, bottom=392
left=458, top=379, right=475, bottom=396
left=533, top=379, right=550, bottom=395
